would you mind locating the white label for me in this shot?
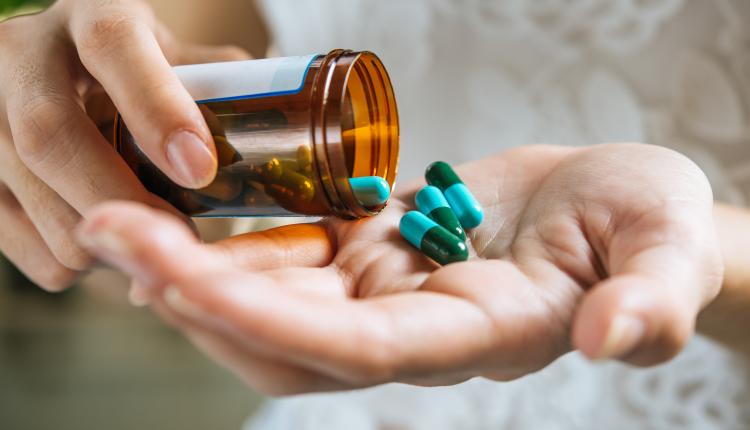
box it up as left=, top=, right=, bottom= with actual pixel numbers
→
left=173, top=54, right=317, bottom=102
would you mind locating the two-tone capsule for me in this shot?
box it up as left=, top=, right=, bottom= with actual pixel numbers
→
left=399, top=211, right=468, bottom=265
left=349, top=176, right=391, bottom=207
left=415, top=185, right=466, bottom=240
left=425, top=161, right=483, bottom=229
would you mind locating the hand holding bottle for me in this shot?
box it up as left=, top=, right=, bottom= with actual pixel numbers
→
left=0, top=0, right=250, bottom=290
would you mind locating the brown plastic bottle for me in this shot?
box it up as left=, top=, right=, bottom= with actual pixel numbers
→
left=114, top=49, right=399, bottom=218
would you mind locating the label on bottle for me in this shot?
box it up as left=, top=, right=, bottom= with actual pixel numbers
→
left=174, top=54, right=318, bottom=103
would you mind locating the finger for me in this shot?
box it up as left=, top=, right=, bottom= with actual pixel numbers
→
left=212, top=223, right=334, bottom=270
left=128, top=279, right=152, bottom=307
left=67, top=0, right=217, bottom=189
left=78, top=202, right=535, bottom=385
left=150, top=296, right=346, bottom=395
left=0, top=153, right=90, bottom=271
left=160, top=261, right=533, bottom=386
left=76, top=202, right=333, bottom=284
left=0, top=183, right=78, bottom=291
left=0, top=114, right=94, bottom=273
left=572, top=204, right=723, bottom=366
left=3, top=54, right=178, bottom=216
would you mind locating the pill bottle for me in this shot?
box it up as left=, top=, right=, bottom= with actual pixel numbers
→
left=114, top=49, right=399, bottom=218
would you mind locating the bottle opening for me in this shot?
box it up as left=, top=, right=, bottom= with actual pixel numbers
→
left=312, top=50, right=400, bottom=218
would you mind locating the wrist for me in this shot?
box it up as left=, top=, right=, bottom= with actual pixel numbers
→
left=697, top=204, right=750, bottom=356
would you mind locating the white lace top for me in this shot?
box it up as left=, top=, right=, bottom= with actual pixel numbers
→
left=246, top=1, right=750, bottom=428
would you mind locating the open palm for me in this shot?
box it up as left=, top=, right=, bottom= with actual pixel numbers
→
left=78, top=143, right=723, bottom=395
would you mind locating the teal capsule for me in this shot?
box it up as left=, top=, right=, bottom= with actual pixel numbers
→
left=399, top=211, right=469, bottom=265
left=415, top=185, right=466, bottom=240
left=425, top=161, right=484, bottom=229
left=349, top=176, right=391, bottom=207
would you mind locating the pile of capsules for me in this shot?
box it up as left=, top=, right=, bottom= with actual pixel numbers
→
left=400, top=161, right=484, bottom=265
left=183, top=143, right=392, bottom=215
left=167, top=105, right=393, bottom=215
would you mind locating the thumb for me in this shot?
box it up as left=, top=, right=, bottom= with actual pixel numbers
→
left=572, top=213, right=723, bottom=366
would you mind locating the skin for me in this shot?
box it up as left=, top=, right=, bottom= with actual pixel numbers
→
left=76, top=144, right=725, bottom=395
left=700, top=204, right=750, bottom=358
left=0, top=0, right=252, bottom=291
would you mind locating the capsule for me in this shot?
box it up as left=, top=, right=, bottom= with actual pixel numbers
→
left=297, top=145, right=313, bottom=173
left=425, top=161, right=484, bottom=229
left=250, top=158, right=283, bottom=182
left=399, top=211, right=468, bottom=265
left=272, top=170, right=316, bottom=202
left=199, top=104, right=225, bottom=136
left=213, top=135, right=241, bottom=167
left=195, top=172, right=242, bottom=201
left=415, top=185, right=466, bottom=240
left=349, top=176, right=391, bottom=207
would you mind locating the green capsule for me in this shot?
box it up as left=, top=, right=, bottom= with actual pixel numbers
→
left=399, top=211, right=468, bottom=265
left=415, top=185, right=466, bottom=240
left=425, top=161, right=484, bottom=229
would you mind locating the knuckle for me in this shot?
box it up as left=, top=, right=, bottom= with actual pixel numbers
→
left=35, top=261, right=78, bottom=292
left=52, top=240, right=93, bottom=271
left=13, top=93, right=74, bottom=169
left=78, top=13, right=142, bottom=55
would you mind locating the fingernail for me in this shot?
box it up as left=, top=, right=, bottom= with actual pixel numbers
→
left=129, top=281, right=151, bottom=307
left=166, top=130, right=217, bottom=189
left=596, top=314, right=646, bottom=360
left=164, top=287, right=214, bottom=324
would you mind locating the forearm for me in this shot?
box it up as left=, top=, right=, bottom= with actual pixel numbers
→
left=697, top=203, right=750, bottom=358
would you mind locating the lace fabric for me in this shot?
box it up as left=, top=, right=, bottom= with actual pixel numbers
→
left=246, top=0, right=750, bottom=428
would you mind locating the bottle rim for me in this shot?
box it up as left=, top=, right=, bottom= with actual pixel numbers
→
left=310, top=49, right=400, bottom=219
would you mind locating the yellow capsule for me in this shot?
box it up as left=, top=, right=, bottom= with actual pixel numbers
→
left=248, top=158, right=283, bottom=183
left=297, top=145, right=313, bottom=172
left=214, top=135, right=241, bottom=167
left=265, top=183, right=329, bottom=215
left=195, top=173, right=242, bottom=201
left=279, top=170, right=315, bottom=202
left=260, top=158, right=283, bottom=182
left=279, top=159, right=302, bottom=173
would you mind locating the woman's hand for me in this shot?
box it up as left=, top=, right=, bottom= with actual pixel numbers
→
left=77, top=143, right=723, bottom=395
left=0, top=0, right=250, bottom=290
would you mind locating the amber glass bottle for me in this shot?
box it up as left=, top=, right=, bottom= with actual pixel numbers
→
left=114, top=49, right=399, bottom=218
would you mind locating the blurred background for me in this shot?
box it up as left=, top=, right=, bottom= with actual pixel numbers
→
left=0, top=255, right=262, bottom=430
left=0, top=1, right=270, bottom=429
